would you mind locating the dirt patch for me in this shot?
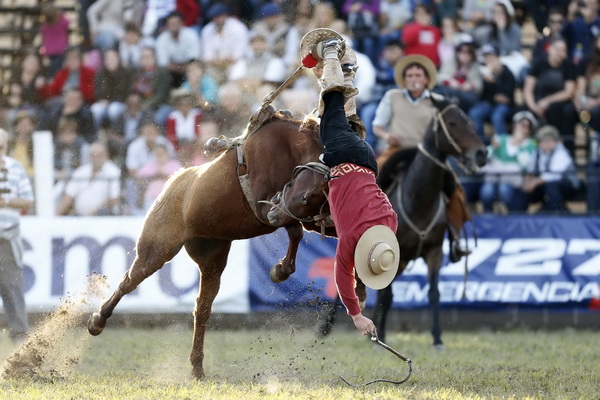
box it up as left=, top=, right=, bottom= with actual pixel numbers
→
left=1, top=273, right=108, bottom=380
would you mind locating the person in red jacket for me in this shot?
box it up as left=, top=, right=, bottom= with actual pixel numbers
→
left=39, top=46, right=96, bottom=104
left=402, top=3, right=442, bottom=68
left=298, top=30, right=400, bottom=336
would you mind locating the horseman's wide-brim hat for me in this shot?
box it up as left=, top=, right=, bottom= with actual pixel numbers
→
left=300, top=28, right=346, bottom=59
left=394, top=54, right=437, bottom=90
left=354, top=225, right=400, bottom=290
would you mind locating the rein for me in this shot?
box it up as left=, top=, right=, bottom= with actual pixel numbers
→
left=339, top=330, right=412, bottom=387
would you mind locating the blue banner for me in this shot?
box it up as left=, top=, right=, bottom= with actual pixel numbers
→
left=249, top=216, right=600, bottom=311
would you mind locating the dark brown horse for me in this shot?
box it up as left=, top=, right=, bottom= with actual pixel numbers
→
left=87, top=112, right=325, bottom=379
left=263, top=96, right=486, bottom=348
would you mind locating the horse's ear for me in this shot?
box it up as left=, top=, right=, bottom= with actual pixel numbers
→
left=430, top=92, right=448, bottom=111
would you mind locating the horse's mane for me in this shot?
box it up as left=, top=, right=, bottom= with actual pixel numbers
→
left=377, top=148, right=418, bottom=192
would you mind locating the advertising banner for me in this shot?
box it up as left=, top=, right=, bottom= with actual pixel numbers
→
left=18, top=217, right=250, bottom=313
left=249, top=216, right=600, bottom=311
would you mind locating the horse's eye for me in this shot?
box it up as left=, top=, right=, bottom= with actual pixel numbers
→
left=301, top=193, right=308, bottom=205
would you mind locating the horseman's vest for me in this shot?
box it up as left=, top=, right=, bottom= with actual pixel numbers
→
left=389, top=89, right=436, bottom=149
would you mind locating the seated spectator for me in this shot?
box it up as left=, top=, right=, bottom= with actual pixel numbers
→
left=87, top=0, right=145, bottom=51
left=132, top=47, right=173, bottom=126
left=479, top=111, right=538, bottom=213
left=201, top=3, right=250, bottom=84
left=307, top=1, right=346, bottom=32
left=434, top=38, right=482, bottom=113
left=10, top=51, right=45, bottom=115
left=110, top=91, right=153, bottom=147
left=53, top=117, right=90, bottom=183
left=165, top=90, right=202, bottom=150
left=8, top=111, right=37, bottom=179
left=402, top=4, right=441, bottom=67
left=561, top=0, right=600, bottom=67
left=523, top=36, right=579, bottom=153
left=379, top=0, right=412, bottom=48
left=522, top=125, right=580, bottom=212
left=229, top=33, right=283, bottom=96
left=125, top=121, right=175, bottom=214
left=251, top=2, right=290, bottom=58
left=437, top=17, right=465, bottom=67
left=460, top=0, right=490, bottom=29
left=119, top=22, right=154, bottom=70
left=141, top=0, right=176, bottom=37
left=209, top=82, right=251, bottom=138
left=39, top=1, right=70, bottom=77
left=575, top=33, right=600, bottom=133
left=532, top=8, right=566, bottom=64
left=43, top=88, right=96, bottom=143
left=342, top=0, right=381, bottom=63
left=155, top=11, right=201, bottom=87
left=91, top=49, right=133, bottom=132
left=473, top=0, right=528, bottom=81
left=136, top=143, right=182, bottom=211
left=56, top=141, right=121, bottom=216
left=468, top=43, right=515, bottom=144
left=39, top=46, right=96, bottom=105
left=180, top=60, right=219, bottom=110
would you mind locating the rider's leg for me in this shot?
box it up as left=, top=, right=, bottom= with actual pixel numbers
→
left=443, top=170, right=472, bottom=262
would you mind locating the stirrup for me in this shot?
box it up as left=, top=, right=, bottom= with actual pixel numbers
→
left=313, top=38, right=344, bottom=60
left=449, top=240, right=471, bottom=263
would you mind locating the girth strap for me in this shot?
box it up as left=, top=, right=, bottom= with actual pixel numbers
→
left=236, top=144, right=271, bottom=226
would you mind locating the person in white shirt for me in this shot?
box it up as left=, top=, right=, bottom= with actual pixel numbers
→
left=522, top=125, right=580, bottom=212
left=0, top=128, right=34, bottom=342
left=200, top=3, right=250, bottom=84
left=87, top=0, right=145, bottom=50
left=155, top=11, right=201, bottom=87
left=56, top=141, right=122, bottom=216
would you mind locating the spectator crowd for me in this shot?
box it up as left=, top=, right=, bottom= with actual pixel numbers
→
left=2, top=0, right=600, bottom=216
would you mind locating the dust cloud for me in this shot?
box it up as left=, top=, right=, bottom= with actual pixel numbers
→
left=1, top=273, right=108, bottom=380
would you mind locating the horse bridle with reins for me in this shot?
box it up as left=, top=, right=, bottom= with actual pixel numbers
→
left=417, top=103, right=463, bottom=171
left=259, top=162, right=333, bottom=236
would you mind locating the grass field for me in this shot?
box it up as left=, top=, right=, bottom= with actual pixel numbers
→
left=0, top=321, right=597, bottom=400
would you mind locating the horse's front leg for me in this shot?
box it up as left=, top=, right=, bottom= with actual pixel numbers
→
left=270, top=222, right=303, bottom=283
left=424, top=247, right=445, bottom=349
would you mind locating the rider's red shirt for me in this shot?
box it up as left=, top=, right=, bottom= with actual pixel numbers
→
left=328, top=164, right=398, bottom=316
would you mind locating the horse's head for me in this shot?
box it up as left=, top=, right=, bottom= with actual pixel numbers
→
left=427, top=95, right=487, bottom=172
left=262, top=162, right=330, bottom=227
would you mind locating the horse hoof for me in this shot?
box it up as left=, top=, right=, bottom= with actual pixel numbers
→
left=87, top=312, right=106, bottom=336
left=191, top=366, right=205, bottom=380
left=269, top=264, right=289, bottom=283
left=433, top=343, right=446, bottom=351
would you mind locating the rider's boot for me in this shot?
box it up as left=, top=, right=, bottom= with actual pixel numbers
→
left=314, top=38, right=358, bottom=117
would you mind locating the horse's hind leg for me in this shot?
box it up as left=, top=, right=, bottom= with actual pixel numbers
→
left=184, top=238, right=232, bottom=379
left=270, top=222, right=303, bottom=283
left=88, top=233, right=184, bottom=336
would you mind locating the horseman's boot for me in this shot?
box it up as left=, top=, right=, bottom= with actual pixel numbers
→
left=315, top=39, right=359, bottom=117
left=446, top=185, right=472, bottom=263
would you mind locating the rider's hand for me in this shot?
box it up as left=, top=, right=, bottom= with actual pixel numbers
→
left=351, top=313, right=376, bottom=336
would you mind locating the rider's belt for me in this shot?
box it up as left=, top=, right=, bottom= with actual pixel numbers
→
left=330, top=163, right=375, bottom=178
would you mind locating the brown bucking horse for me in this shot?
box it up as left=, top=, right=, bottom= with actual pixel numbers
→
left=87, top=110, right=328, bottom=379
left=263, top=96, right=486, bottom=348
